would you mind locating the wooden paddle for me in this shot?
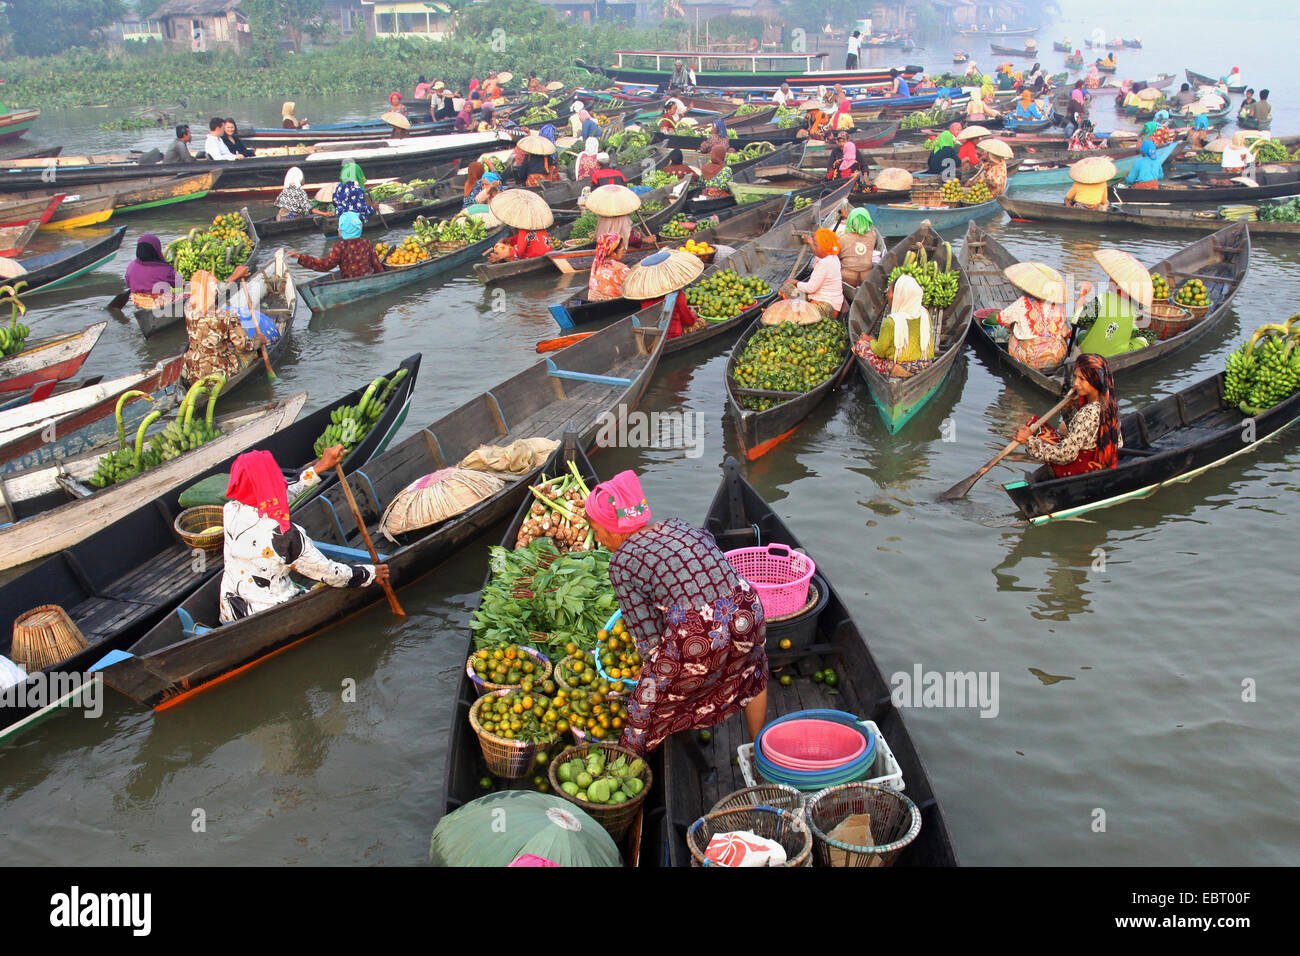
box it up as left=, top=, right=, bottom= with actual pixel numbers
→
left=939, top=389, right=1077, bottom=500
left=333, top=464, right=404, bottom=617
left=107, top=289, right=131, bottom=310
left=240, top=279, right=277, bottom=382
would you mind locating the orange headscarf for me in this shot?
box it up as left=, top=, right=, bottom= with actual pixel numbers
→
left=813, top=228, right=841, bottom=257
left=1019, top=89, right=1033, bottom=109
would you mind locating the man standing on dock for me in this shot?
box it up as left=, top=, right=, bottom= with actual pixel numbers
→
left=846, top=30, right=861, bottom=70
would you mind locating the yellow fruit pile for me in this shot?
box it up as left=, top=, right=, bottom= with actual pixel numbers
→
left=1151, top=271, right=1170, bottom=301
left=597, top=619, right=643, bottom=682
left=683, top=238, right=715, bottom=256
left=470, top=645, right=542, bottom=687
left=1175, top=279, right=1210, bottom=309
left=384, top=235, right=429, bottom=267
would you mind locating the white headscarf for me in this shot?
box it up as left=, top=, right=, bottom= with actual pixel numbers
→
left=886, top=274, right=932, bottom=360
left=283, top=166, right=304, bottom=188
left=583, top=136, right=599, bottom=157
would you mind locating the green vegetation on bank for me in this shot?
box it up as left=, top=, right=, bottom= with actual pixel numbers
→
left=0, top=0, right=687, bottom=109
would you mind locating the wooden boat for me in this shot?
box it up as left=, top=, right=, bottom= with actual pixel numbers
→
left=4, top=226, right=127, bottom=297
left=847, top=223, right=971, bottom=433
left=1123, top=39, right=1142, bottom=48
left=869, top=193, right=1003, bottom=236
left=239, top=102, right=549, bottom=150
left=988, top=43, right=1038, bottom=58
left=1237, top=113, right=1271, bottom=132
left=960, top=221, right=1249, bottom=395
left=2, top=170, right=224, bottom=218
left=1005, top=141, right=1176, bottom=190
left=0, top=391, right=308, bottom=572
left=0, top=108, right=39, bottom=144
left=657, top=120, right=898, bottom=151
left=653, top=457, right=959, bottom=865
left=39, top=194, right=115, bottom=230
left=1112, top=166, right=1300, bottom=204
left=724, top=280, right=854, bottom=459
left=1004, top=367, right=1300, bottom=524
left=999, top=194, right=1300, bottom=236
left=0, top=355, right=184, bottom=476
left=1000, top=115, right=1053, bottom=133
left=1186, top=69, right=1244, bottom=93
left=726, top=106, right=779, bottom=129
left=0, top=221, right=39, bottom=257
left=1096, top=63, right=1117, bottom=75
left=953, top=51, right=970, bottom=63
left=0, top=374, right=104, bottom=412
left=97, top=310, right=671, bottom=709
left=133, top=209, right=263, bottom=338
left=1052, top=41, right=1071, bottom=52
left=1064, top=56, right=1085, bottom=69
left=0, top=193, right=65, bottom=228
left=0, top=356, right=421, bottom=742
left=576, top=51, right=909, bottom=91
left=297, top=222, right=507, bottom=313
left=959, top=25, right=1038, bottom=37
left=0, top=321, right=106, bottom=396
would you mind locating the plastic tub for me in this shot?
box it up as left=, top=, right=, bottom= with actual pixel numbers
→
left=724, top=544, right=815, bottom=618
left=738, top=719, right=905, bottom=793
left=764, top=572, right=828, bottom=653
left=760, top=717, right=872, bottom=773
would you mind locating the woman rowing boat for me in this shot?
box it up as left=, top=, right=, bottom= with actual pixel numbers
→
left=180, top=270, right=269, bottom=383
left=1013, top=353, right=1120, bottom=476
left=331, top=162, right=375, bottom=223
left=782, top=228, right=843, bottom=318
left=219, top=448, right=390, bottom=623
left=836, top=207, right=879, bottom=286
left=586, top=470, right=768, bottom=755
left=273, top=167, right=315, bottom=221
left=1122, top=138, right=1165, bottom=190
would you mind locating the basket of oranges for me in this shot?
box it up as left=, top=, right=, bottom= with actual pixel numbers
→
left=466, top=644, right=554, bottom=695
left=381, top=235, right=431, bottom=268
left=593, top=611, right=643, bottom=688
left=1173, top=279, right=1211, bottom=320
left=682, top=237, right=716, bottom=263
left=469, top=688, right=562, bottom=778
left=552, top=681, right=631, bottom=745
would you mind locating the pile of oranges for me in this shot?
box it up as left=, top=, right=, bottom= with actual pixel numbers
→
left=470, top=644, right=547, bottom=687
left=383, top=235, right=429, bottom=267
left=682, top=238, right=715, bottom=257
left=597, top=619, right=642, bottom=682
left=552, top=683, right=629, bottom=742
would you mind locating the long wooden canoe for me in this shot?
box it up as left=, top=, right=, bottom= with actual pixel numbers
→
left=0, top=108, right=40, bottom=144
left=0, top=321, right=106, bottom=395
left=961, top=220, right=1250, bottom=395
left=848, top=223, right=970, bottom=433
left=6, top=226, right=127, bottom=297
left=988, top=43, right=1038, bottom=57
left=999, top=194, right=1300, bottom=236
left=1003, top=367, right=1300, bottom=523
left=0, top=355, right=421, bottom=742
left=870, top=195, right=1003, bottom=236
left=96, top=311, right=670, bottom=709
left=1186, top=69, right=1245, bottom=94
left=0, top=193, right=65, bottom=228
left=657, top=120, right=898, bottom=151
left=1112, top=166, right=1300, bottom=204
left=0, top=354, right=184, bottom=476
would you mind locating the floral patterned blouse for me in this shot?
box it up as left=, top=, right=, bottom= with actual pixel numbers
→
left=296, top=238, right=386, bottom=279
left=1026, top=401, right=1109, bottom=465
left=332, top=181, right=373, bottom=221
left=972, top=158, right=1008, bottom=196
left=219, top=468, right=376, bottom=623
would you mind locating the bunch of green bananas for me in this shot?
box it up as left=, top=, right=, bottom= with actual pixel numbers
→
left=888, top=244, right=960, bottom=308
left=165, top=213, right=254, bottom=281
left=1224, top=320, right=1300, bottom=412
left=88, top=376, right=225, bottom=488
left=413, top=214, right=488, bottom=246
left=312, top=370, right=408, bottom=458
left=0, top=322, right=30, bottom=357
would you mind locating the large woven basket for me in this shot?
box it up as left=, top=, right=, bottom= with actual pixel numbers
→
left=547, top=741, right=651, bottom=842
left=174, top=505, right=225, bottom=554
left=469, top=690, right=559, bottom=779
left=708, top=784, right=804, bottom=816
left=1147, top=301, right=1198, bottom=340
left=804, top=782, right=921, bottom=867
left=687, top=805, right=813, bottom=867
left=465, top=644, right=553, bottom=695
left=11, top=605, right=87, bottom=671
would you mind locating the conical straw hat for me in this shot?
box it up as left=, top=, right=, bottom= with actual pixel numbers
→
left=622, top=250, right=704, bottom=299
left=489, top=188, right=554, bottom=230
left=314, top=185, right=336, bottom=202
left=1093, top=248, right=1153, bottom=307
left=584, top=184, right=641, bottom=216
left=1135, top=87, right=1163, bottom=102
left=545, top=81, right=565, bottom=92
left=1003, top=262, right=1068, bottom=303
left=518, top=134, right=557, bottom=156
left=957, top=124, right=991, bottom=140
left=977, top=137, right=1013, bottom=159
left=1069, top=155, right=1118, bottom=183
left=874, top=167, right=914, bottom=191
left=496, top=72, right=514, bottom=84
left=1205, top=136, right=1231, bottom=153
left=382, top=111, right=411, bottom=130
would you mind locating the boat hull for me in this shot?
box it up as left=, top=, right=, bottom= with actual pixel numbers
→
left=0, top=323, right=106, bottom=395
left=870, top=197, right=1002, bottom=236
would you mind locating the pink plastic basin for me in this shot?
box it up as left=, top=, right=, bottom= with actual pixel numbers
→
left=759, top=718, right=868, bottom=772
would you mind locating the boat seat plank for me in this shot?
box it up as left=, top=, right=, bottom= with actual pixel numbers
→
left=105, top=544, right=198, bottom=605
left=69, top=594, right=154, bottom=645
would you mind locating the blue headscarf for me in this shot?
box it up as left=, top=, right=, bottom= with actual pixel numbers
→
left=539, top=123, right=557, bottom=144
left=1194, top=113, right=1209, bottom=130
left=338, top=211, right=363, bottom=239
left=1140, top=138, right=1157, bottom=159
left=1154, top=109, right=1169, bottom=123
left=713, top=117, right=729, bottom=136
left=580, top=117, right=600, bottom=139
left=1125, top=138, right=1164, bottom=184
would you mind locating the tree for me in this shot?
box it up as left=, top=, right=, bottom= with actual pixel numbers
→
left=4, top=0, right=125, bottom=56
left=242, top=0, right=331, bottom=63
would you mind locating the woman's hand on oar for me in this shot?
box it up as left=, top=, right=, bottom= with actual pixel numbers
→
left=939, top=389, right=1077, bottom=501
left=240, top=279, right=277, bottom=382
left=333, top=463, right=404, bottom=617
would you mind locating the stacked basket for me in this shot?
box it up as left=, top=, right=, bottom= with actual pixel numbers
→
left=468, top=689, right=558, bottom=779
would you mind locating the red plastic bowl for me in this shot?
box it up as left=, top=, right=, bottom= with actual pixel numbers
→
left=759, top=718, right=869, bottom=772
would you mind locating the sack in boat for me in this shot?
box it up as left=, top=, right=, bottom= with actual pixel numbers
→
left=761, top=296, right=822, bottom=326
left=379, top=467, right=505, bottom=542
left=826, top=813, right=878, bottom=868
left=458, top=437, right=560, bottom=475
left=704, top=830, right=788, bottom=867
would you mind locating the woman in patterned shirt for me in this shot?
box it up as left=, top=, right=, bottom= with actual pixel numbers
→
left=331, top=162, right=375, bottom=222
left=1014, top=353, right=1121, bottom=477
left=585, top=470, right=768, bottom=754
left=289, top=212, right=386, bottom=279
left=219, top=448, right=390, bottom=623
left=273, top=166, right=314, bottom=221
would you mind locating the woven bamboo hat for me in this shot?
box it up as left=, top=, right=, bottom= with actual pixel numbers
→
left=622, top=249, right=704, bottom=299
left=584, top=184, right=641, bottom=216
left=314, top=185, right=336, bottom=202
left=957, top=124, right=991, bottom=140
left=977, top=137, right=1013, bottom=159
left=382, top=111, right=411, bottom=130
left=1003, top=262, right=1068, bottom=303
left=545, top=81, right=565, bottom=92
left=1136, top=87, right=1163, bottom=102
left=1205, top=136, right=1231, bottom=153
left=1094, top=248, right=1154, bottom=306
left=518, top=134, right=557, bottom=156
left=1230, top=130, right=1248, bottom=148
left=1069, top=155, right=1118, bottom=184
left=489, top=189, right=554, bottom=230
left=497, top=72, right=514, bottom=84
left=874, top=167, right=914, bottom=191
left=0, top=258, right=27, bottom=279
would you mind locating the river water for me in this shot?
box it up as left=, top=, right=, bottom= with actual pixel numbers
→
left=1, top=0, right=1298, bottom=866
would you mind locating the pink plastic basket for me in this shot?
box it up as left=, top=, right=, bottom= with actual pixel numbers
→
left=760, top=719, right=868, bottom=772
left=724, top=544, right=816, bottom=618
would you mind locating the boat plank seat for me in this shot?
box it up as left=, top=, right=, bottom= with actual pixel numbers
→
left=544, top=358, right=633, bottom=388
left=104, top=545, right=198, bottom=604
left=68, top=594, right=155, bottom=645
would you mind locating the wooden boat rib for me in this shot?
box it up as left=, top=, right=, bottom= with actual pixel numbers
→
left=0, top=354, right=184, bottom=476
left=0, top=221, right=40, bottom=257
left=0, top=321, right=106, bottom=396
left=1112, top=167, right=1300, bottom=204
left=0, top=193, right=65, bottom=228
left=97, top=312, right=670, bottom=709
left=7, top=226, right=127, bottom=297
left=1003, top=369, right=1300, bottom=523
left=999, top=194, right=1300, bottom=236
left=0, top=355, right=422, bottom=741
left=847, top=223, right=970, bottom=433
left=960, top=220, right=1250, bottom=395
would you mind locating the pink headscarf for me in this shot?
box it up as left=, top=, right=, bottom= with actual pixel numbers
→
left=584, top=470, right=651, bottom=534
left=388, top=91, right=402, bottom=107
left=838, top=140, right=857, bottom=172
left=1071, top=87, right=1085, bottom=104
left=226, top=450, right=291, bottom=532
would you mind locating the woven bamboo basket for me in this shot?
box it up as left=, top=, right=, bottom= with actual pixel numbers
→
left=1147, top=301, right=1197, bottom=340
left=465, top=644, right=553, bottom=695
left=554, top=654, right=582, bottom=692
left=804, top=782, right=921, bottom=867
left=425, top=240, right=468, bottom=254
left=469, top=690, right=559, bottom=779
left=909, top=184, right=945, bottom=207
left=1177, top=300, right=1210, bottom=320
left=11, top=605, right=88, bottom=671
left=687, top=805, right=813, bottom=866
left=708, top=784, right=804, bottom=816
left=547, top=741, right=652, bottom=842
left=174, top=506, right=225, bottom=554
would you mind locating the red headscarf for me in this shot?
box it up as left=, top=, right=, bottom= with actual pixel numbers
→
left=226, top=450, right=292, bottom=532
left=584, top=470, right=651, bottom=534
left=389, top=91, right=402, bottom=107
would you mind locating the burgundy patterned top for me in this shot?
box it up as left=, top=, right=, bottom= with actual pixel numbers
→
left=608, top=519, right=743, bottom=656
left=296, top=238, right=386, bottom=279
